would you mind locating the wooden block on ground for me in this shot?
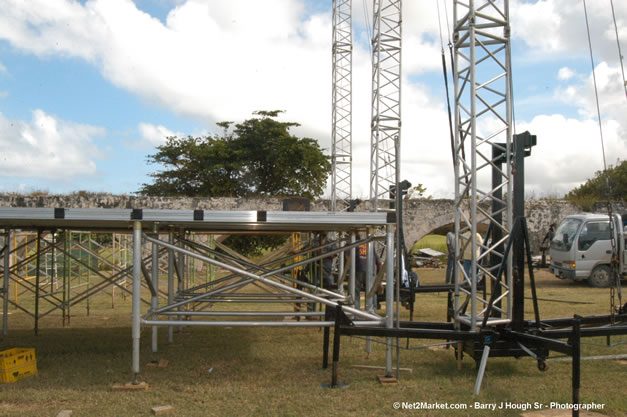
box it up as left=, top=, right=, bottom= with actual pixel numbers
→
left=146, top=359, right=169, bottom=368
left=376, top=374, right=397, bottom=384
left=111, top=381, right=149, bottom=391
left=351, top=364, right=412, bottom=373
left=56, top=411, right=72, bottom=417
left=151, top=405, right=174, bottom=415
left=427, top=345, right=447, bottom=351
left=521, top=410, right=607, bottom=417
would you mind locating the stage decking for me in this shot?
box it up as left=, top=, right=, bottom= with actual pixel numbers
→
left=0, top=207, right=394, bottom=232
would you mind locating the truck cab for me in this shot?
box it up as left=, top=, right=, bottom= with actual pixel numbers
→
left=549, top=213, right=626, bottom=287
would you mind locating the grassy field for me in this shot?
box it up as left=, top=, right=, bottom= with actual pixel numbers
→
left=0, top=268, right=625, bottom=417
left=410, top=234, right=448, bottom=255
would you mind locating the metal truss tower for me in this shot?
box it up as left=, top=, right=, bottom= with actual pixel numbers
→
left=370, top=0, right=401, bottom=212
left=331, top=0, right=353, bottom=212
left=453, top=0, right=513, bottom=329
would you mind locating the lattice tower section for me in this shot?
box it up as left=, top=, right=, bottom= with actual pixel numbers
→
left=370, top=0, right=401, bottom=213
left=331, top=0, right=353, bottom=212
left=453, top=0, right=513, bottom=329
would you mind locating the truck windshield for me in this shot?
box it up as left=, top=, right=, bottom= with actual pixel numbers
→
left=577, top=221, right=610, bottom=251
left=550, top=218, right=582, bottom=251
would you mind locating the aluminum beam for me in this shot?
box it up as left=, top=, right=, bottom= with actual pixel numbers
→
left=151, top=224, right=159, bottom=353
left=131, top=221, right=142, bottom=377
left=144, top=234, right=382, bottom=322
left=0, top=207, right=392, bottom=232
left=2, top=230, right=9, bottom=337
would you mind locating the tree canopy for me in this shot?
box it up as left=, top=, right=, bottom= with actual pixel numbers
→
left=140, top=111, right=331, bottom=199
left=566, top=159, right=626, bottom=208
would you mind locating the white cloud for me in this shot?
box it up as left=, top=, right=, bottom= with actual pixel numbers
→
left=0, top=0, right=452, bottom=198
left=0, top=110, right=104, bottom=180
left=137, top=122, right=182, bottom=147
left=0, top=62, right=7, bottom=74
left=0, top=0, right=624, bottom=199
left=85, top=0, right=328, bottom=124
left=512, top=0, right=627, bottom=62
left=555, top=61, right=627, bottom=136
left=557, top=67, right=575, bottom=81
left=518, top=114, right=625, bottom=197
left=0, top=0, right=108, bottom=61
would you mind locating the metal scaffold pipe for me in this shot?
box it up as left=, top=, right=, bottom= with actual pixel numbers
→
left=2, top=230, right=9, bottom=337
left=167, top=229, right=174, bottom=343
left=151, top=224, right=159, bottom=353
left=131, top=221, right=142, bottom=379
left=143, top=234, right=382, bottom=323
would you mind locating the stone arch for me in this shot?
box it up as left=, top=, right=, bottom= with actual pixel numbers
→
left=401, top=199, right=580, bottom=254
left=402, top=199, right=465, bottom=248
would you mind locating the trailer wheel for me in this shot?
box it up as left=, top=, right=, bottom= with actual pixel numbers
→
left=588, top=265, right=612, bottom=288
left=537, top=360, right=548, bottom=372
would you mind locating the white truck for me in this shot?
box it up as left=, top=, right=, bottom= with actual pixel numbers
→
left=549, top=212, right=626, bottom=287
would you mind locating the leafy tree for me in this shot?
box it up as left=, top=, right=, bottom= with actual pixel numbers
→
left=140, top=111, right=331, bottom=199
left=566, top=159, right=626, bottom=209
left=140, top=111, right=332, bottom=256
left=405, top=183, right=430, bottom=200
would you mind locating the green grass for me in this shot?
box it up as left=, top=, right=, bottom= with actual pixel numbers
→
left=410, top=234, right=448, bottom=255
left=0, top=269, right=626, bottom=416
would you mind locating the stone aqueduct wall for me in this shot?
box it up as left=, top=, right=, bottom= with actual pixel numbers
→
left=0, top=194, right=582, bottom=254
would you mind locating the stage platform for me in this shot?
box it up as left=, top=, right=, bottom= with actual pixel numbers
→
left=0, top=207, right=394, bottom=232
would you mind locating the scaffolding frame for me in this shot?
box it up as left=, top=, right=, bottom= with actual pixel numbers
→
left=0, top=207, right=397, bottom=379
left=0, top=228, right=159, bottom=334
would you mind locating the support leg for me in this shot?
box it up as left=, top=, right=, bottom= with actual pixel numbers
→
left=177, top=229, right=185, bottom=332
left=151, top=224, right=159, bottom=353
left=167, top=229, right=174, bottom=343
left=331, top=305, right=342, bottom=387
left=66, top=231, right=72, bottom=327
left=349, top=231, right=356, bottom=308
left=131, top=221, right=142, bottom=381
left=385, top=224, right=394, bottom=377
left=365, top=230, right=373, bottom=353
left=337, top=239, right=344, bottom=293
left=473, top=344, right=490, bottom=395
left=35, top=230, right=41, bottom=336
left=457, top=342, right=463, bottom=371
left=2, top=229, right=10, bottom=338
left=572, top=315, right=581, bottom=417
left=322, top=306, right=330, bottom=369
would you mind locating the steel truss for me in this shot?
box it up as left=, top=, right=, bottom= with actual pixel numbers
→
left=370, top=0, right=401, bottom=213
left=453, top=0, right=513, bottom=329
left=0, top=207, right=397, bottom=379
left=331, top=0, right=353, bottom=212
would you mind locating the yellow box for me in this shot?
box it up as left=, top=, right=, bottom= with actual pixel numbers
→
left=0, top=362, right=38, bottom=383
left=0, top=348, right=37, bottom=383
left=0, top=348, right=36, bottom=370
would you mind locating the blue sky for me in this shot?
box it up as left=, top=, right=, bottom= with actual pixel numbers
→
left=0, top=0, right=625, bottom=198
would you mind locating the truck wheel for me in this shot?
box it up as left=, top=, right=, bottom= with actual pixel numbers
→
left=588, top=265, right=613, bottom=288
